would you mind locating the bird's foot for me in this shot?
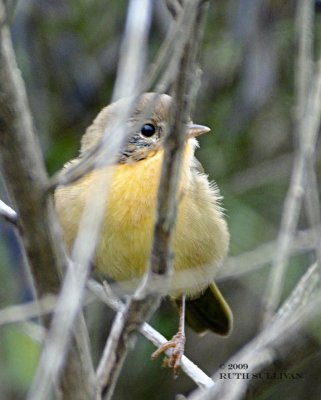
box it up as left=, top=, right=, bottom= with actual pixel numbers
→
left=151, top=331, right=186, bottom=375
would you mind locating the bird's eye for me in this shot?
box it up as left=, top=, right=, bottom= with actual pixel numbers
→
left=141, top=123, right=156, bottom=137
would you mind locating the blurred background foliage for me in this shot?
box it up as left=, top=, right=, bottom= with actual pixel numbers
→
left=1, top=0, right=321, bottom=399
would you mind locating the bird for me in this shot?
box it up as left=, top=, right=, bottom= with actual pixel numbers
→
left=54, top=92, right=233, bottom=372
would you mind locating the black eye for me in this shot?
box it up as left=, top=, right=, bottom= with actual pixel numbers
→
left=141, top=123, right=156, bottom=137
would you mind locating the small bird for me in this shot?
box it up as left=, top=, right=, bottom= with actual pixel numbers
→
left=54, top=93, right=232, bottom=372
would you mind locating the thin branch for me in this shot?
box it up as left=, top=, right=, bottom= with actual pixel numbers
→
left=295, top=0, right=321, bottom=274
left=84, top=228, right=318, bottom=298
left=0, top=277, right=213, bottom=391
left=13, top=265, right=319, bottom=400
left=88, top=280, right=214, bottom=390
left=153, top=2, right=197, bottom=94
left=96, top=2, right=208, bottom=398
left=221, top=228, right=317, bottom=280
left=27, top=1, right=152, bottom=399
left=20, top=321, right=46, bottom=344
left=0, top=2, right=97, bottom=399
left=0, top=294, right=92, bottom=329
left=0, top=296, right=56, bottom=327
left=295, top=0, right=314, bottom=127
left=0, top=1, right=61, bottom=296
left=263, top=44, right=321, bottom=324
left=228, top=152, right=293, bottom=194
left=0, top=198, right=18, bottom=226
left=48, top=0, right=196, bottom=191
left=273, top=263, right=320, bottom=322
left=188, top=263, right=321, bottom=400
left=165, top=0, right=182, bottom=18
left=303, top=164, right=321, bottom=269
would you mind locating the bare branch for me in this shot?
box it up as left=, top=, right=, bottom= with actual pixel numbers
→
left=0, top=198, right=18, bottom=226
left=188, top=263, right=321, bottom=400
left=303, top=165, right=321, bottom=268
left=0, top=1, right=61, bottom=296
left=20, top=321, right=46, bottom=344
left=48, top=0, right=197, bottom=191
left=263, top=33, right=321, bottom=323
left=96, top=2, right=208, bottom=398
left=228, top=152, right=293, bottom=194
left=221, top=228, right=317, bottom=280
left=295, top=0, right=321, bottom=274
left=165, top=0, right=183, bottom=19
left=273, top=263, right=320, bottom=321
left=0, top=296, right=56, bottom=327
left=88, top=280, right=214, bottom=390
left=28, top=1, right=152, bottom=399
left=295, top=0, right=314, bottom=125
left=0, top=2, right=97, bottom=398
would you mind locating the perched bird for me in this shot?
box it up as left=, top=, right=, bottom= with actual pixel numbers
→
left=54, top=93, right=232, bottom=371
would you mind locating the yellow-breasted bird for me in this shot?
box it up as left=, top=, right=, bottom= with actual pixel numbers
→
left=54, top=93, right=232, bottom=371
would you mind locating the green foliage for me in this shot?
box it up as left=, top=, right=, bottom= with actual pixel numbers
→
left=2, top=326, right=40, bottom=390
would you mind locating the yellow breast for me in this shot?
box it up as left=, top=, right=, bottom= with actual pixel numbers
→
left=55, top=141, right=229, bottom=296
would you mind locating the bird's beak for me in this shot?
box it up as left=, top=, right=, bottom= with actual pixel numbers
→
left=187, top=123, right=211, bottom=139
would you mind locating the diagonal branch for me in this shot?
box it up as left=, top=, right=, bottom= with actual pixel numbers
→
left=0, top=198, right=18, bottom=226
left=188, top=262, right=321, bottom=400
left=27, top=1, right=152, bottom=399
left=0, top=2, right=97, bottom=399
left=48, top=0, right=198, bottom=192
left=220, top=228, right=318, bottom=280
left=0, top=296, right=56, bottom=327
left=96, top=1, right=209, bottom=399
left=89, top=280, right=214, bottom=390
left=263, top=3, right=321, bottom=323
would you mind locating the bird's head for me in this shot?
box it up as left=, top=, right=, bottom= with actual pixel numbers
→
left=80, top=93, right=210, bottom=164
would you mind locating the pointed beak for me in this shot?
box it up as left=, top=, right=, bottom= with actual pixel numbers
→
left=187, top=123, right=211, bottom=139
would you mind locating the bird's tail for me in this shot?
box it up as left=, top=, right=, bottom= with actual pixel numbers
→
left=184, top=282, right=233, bottom=335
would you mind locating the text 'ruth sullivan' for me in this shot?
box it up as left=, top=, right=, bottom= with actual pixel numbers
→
left=219, top=372, right=304, bottom=380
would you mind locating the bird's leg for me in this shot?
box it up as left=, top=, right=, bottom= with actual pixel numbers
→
left=151, top=295, right=186, bottom=375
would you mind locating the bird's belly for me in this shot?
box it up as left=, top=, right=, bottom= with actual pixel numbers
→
left=55, top=151, right=229, bottom=298
left=95, top=215, right=153, bottom=283
left=95, top=192, right=228, bottom=297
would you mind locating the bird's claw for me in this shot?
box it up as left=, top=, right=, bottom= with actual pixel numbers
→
left=151, top=331, right=186, bottom=375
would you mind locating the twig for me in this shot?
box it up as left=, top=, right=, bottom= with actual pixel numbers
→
left=48, top=0, right=154, bottom=190
left=28, top=1, right=152, bottom=400
left=0, top=2, right=97, bottom=398
left=0, top=199, right=18, bottom=226
left=0, top=293, right=93, bottom=329
left=87, top=280, right=214, bottom=390
left=220, top=228, right=317, bottom=280
left=188, top=262, right=321, bottom=400
left=228, top=152, right=293, bottom=194
left=295, top=0, right=321, bottom=273
left=153, top=1, right=197, bottom=94
left=165, top=0, right=182, bottom=18
left=263, top=37, right=321, bottom=324
left=0, top=279, right=213, bottom=390
left=0, top=0, right=61, bottom=296
left=48, top=0, right=196, bottom=191
left=295, top=0, right=313, bottom=127
left=20, top=321, right=46, bottom=344
left=0, top=295, right=56, bottom=327
left=273, top=263, right=320, bottom=322
left=304, top=164, right=321, bottom=270
left=83, top=228, right=318, bottom=298
left=96, top=2, right=208, bottom=398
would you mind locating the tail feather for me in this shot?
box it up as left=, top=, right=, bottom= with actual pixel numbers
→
left=184, top=282, right=233, bottom=335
